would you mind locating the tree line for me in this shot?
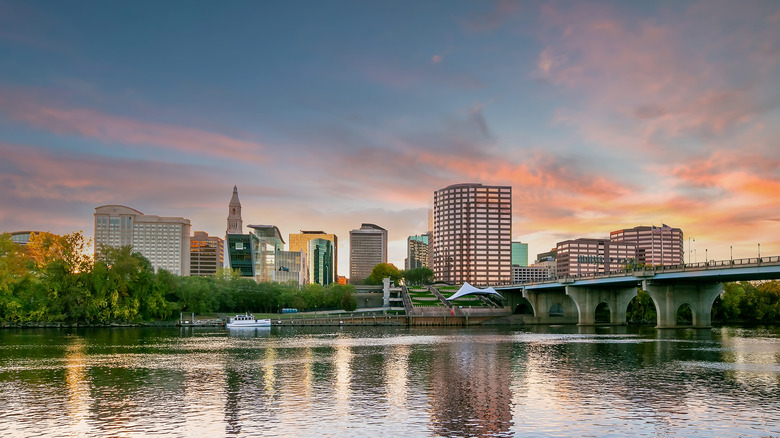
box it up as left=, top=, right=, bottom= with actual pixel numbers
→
left=0, top=232, right=358, bottom=324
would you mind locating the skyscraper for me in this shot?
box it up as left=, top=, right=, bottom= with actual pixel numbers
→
left=289, top=230, right=338, bottom=282
left=94, top=205, right=191, bottom=275
left=431, top=183, right=512, bottom=285
left=405, top=233, right=430, bottom=270
left=349, top=223, right=388, bottom=283
left=225, top=186, right=252, bottom=276
left=308, top=238, right=334, bottom=285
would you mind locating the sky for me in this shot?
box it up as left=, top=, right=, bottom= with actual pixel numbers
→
left=1, top=0, right=779, bottom=277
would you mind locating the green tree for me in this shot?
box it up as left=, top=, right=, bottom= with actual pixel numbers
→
left=0, top=233, right=33, bottom=322
left=402, top=267, right=434, bottom=285
left=365, top=263, right=402, bottom=285
left=340, top=289, right=357, bottom=311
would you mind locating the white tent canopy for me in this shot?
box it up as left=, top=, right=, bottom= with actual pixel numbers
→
left=445, top=282, right=504, bottom=301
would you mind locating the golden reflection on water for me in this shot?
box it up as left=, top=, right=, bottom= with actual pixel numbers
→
left=385, top=344, right=409, bottom=410
left=262, top=345, right=277, bottom=395
left=64, top=335, right=90, bottom=435
left=333, top=336, right=353, bottom=419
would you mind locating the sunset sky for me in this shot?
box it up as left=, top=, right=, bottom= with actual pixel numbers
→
left=1, top=1, right=779, bottom=276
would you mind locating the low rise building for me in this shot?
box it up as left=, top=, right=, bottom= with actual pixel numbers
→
left=556, top=238, right=636, bottom=277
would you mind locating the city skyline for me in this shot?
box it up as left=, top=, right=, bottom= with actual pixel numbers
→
left=1, top=1, right=779, bottom=276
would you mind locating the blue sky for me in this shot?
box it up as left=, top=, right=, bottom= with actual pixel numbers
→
left=1, top=0, right=779, bottom=275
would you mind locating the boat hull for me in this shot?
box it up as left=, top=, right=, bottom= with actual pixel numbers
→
left=226, top=319, right=271, bottom=328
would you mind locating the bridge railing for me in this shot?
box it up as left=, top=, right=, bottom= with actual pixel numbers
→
left=500, top=255, right=780, bottom=287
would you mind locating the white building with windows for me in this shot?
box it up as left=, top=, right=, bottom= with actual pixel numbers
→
left=94, top=205, right=191, bottom=275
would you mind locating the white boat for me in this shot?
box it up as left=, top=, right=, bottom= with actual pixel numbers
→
left=226, top=313, right=272, bottom=328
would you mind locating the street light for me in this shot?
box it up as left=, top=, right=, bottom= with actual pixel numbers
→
left=705, top=248, right=708, bottom=265
left=688, top=237, right=695, bottom=265
left=730, top=245, right=733, bottom=262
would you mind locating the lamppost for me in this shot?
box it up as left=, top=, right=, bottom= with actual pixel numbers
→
left=758, top=243, right=761, bottom=260
left=705, top=248, right=708, bottom=265
left=688, top=237, right=695, bottom=265
left=694, top=249, right=697, bottom=263
left=730, top=245, right=733, bottom=262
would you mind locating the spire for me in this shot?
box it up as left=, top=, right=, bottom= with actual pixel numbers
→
left=227, top=186, right=243, bottom=235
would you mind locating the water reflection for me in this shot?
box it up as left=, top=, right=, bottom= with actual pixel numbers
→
left=0, top=326, right=778, bottom=437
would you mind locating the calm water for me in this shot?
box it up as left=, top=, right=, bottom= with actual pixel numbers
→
left=1, top=325, right=779, bottom=437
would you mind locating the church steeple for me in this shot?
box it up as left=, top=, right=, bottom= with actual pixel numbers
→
left=227, top=185, right=243, bottom=234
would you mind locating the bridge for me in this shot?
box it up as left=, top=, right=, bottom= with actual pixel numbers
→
left=495, top=256, right=780, bottom=328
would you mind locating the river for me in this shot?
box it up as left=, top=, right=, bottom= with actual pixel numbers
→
left=1, top=325, right=779, bottom=437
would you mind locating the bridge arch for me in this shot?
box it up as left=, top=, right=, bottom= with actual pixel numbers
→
left=626, top=290, right=657, bottom=324
left=513, top=298, right=534, bottom=315
left=676, top=303, right=693, bottom=326
left=595, top=302, right=611, bottom=324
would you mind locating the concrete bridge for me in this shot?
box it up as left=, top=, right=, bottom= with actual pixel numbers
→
left=495, top=256, right=780, bottom=328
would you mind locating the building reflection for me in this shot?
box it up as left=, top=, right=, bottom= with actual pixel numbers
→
left=427, top=338, right=514, bottom=437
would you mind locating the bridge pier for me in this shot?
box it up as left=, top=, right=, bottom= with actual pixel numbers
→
left=565, top=286, right=637, bottom=325
left=643, top=282, right=723, bottom=328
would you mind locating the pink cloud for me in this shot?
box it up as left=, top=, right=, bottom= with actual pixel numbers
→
left=0, top=88, right=267, bottom=162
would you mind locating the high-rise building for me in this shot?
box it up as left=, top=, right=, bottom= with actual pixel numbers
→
left=511, top=242, right=528, bottom=267
left=190, top=231, right=224, bottom=276
left=349, top=223, right=388, bottom=283
left=555, top=238, right=636, bottom=277
left=94, top=205, right=191, bottom=275
left=308, top=238, right=334, bottom=285
left=432, top=183, right=512, bottom=285
left=610, top=225, right=683, bottom=266
left=225, top=185, right=253, bottom=276
left=405, top=233, right=430, bottom=270
left=289, top=231, right=338, bottom=281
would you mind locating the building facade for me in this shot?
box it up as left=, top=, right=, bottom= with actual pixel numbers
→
left=190, top=231, right=224, bottom=276
left=226, top=186, right=243, bottom=235
left=555, top=238, right=636, bottom=277
left=610, top=225, right=684, bottom=266
left=289, top=231, right=338, bottom=282
left=9, top=231, right=43, bottom=246
left=405, top=233, right=430, bottom=270
left=226, top=233, right=256, bottom=277
left=512, top=265, right=552, bottom=283
left=275, top=249, right=307, bottom=285
left=349, top=223, right=388, bottom=283
left=432, top=183, right=512, bottom=285
left=248, top=225, right=285, bottom=283
left=511, top=242, right=528, bottom=267
left=94, top=205, right=191, bottom=275
left=308, top=238, right=334, bottom=285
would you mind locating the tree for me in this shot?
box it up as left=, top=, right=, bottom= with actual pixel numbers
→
left=402, top=267, right=434, bottom=285
left=0, top=233, right=33, bottom=322
left=340, top=289, right=357, bottom=311
left=365, top=263, right=402, bottom=285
